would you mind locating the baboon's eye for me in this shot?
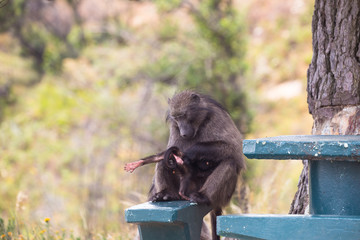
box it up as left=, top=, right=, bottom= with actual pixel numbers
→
left=173, top=114, right=186, bottom=121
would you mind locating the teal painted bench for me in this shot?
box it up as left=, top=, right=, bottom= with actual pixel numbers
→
left=217, top=135, right=360, bottom=240
left=125, top=201, right=211, bottom=240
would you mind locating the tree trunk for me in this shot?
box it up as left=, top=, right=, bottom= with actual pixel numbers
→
left=290, top=0, right=360, bottom=214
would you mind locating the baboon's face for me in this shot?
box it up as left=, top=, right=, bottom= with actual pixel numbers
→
left=168, top=92, right=209, bottom=140
left=170, top=112, right=195, bottom=139
left=169, top=104, right=210, bottom=139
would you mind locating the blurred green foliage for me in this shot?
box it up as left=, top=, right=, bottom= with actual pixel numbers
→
left=149, top=0, right=251, bottom=132
left=154, top=0, right=182, bottom=12
left=0, top=0, right=78, bottom=74
left=0, top=0, right=25, bottom=32
left=0, top=0, right=314, bottom=238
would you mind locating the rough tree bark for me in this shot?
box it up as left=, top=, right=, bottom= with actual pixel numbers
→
left=290, top=0, right=360, bottom=214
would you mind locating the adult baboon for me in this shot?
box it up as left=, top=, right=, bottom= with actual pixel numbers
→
left=125, top=91, right=245, bottom=240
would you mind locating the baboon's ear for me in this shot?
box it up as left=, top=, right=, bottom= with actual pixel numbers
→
left=191, top=93, right=200, bottom=103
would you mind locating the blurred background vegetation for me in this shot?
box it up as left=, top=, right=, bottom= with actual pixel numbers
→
left=0, top=0, right=314, bottom=239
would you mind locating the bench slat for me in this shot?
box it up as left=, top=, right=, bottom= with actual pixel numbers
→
left=217, top=214, right=360, bottom=240
left=243, top=135, right=360, bottom=161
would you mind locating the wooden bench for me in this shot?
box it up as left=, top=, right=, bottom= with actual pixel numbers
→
left=125, top=135, right=360, bottom=239
left=217, top=135, right=360, bottom=239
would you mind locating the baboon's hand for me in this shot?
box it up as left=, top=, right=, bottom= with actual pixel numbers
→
left=189, top=192, right=210, bottom=205
left=149, top=191, right=182, bottom=202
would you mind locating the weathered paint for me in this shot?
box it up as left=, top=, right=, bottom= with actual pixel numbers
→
left=309, top=160, right=360, bottom=215
left=243, top=135, right=360, bottom=215
left=243, top=135, right=360, bottom=161
left=216, top=135, right=360, bottom=239
left=217, top=214, right=360, bottom=240
left=125, top=201, right=211, bottom=240
left=125, top=136, right=360, bottom=239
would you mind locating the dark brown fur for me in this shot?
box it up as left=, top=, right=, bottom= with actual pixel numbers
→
left=125, top=91, right=245, bottom=240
